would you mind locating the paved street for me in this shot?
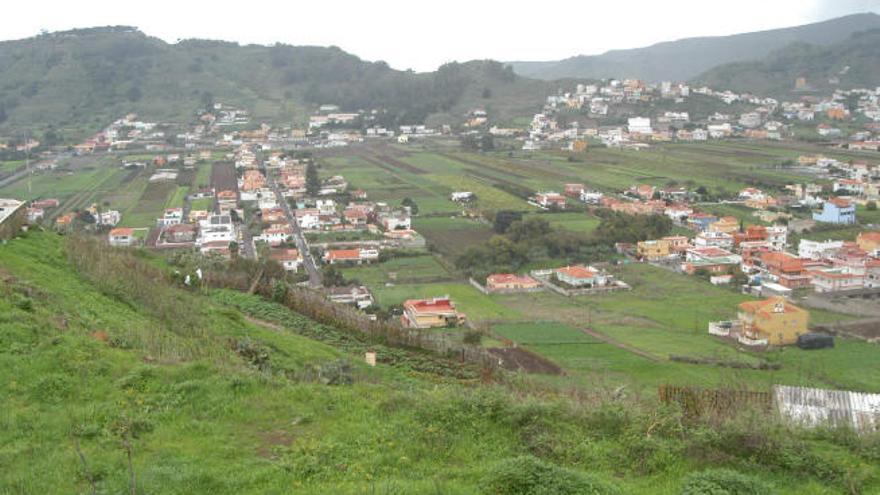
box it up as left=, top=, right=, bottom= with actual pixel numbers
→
left=267, top=172, right=322, bottom=287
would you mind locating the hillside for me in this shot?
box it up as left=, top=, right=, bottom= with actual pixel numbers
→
left=3, top=231, right=880, bottom=493
left=0, top=27, right=552, bottom=140
left=509, top=13, right=880, bottom=81
left=693, top=28, right=880, bottom=97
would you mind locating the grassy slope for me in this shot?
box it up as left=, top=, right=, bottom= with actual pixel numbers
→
left=1, top=232, right=879, bottom=493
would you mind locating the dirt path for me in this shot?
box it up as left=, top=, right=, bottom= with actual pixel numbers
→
left=488, top=347, right=564, bottom=375
left=580, top=327, right=661, bottom=362
left=244, top=315, right=284, bottom=332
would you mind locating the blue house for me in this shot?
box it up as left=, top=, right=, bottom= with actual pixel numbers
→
left=813, top=197, right=856, bottom=225
left=687, top=213, right=718, bottom=232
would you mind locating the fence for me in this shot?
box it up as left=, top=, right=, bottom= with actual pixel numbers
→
left=246, top=279, right=502, bottom=371
left=659, top=384, right=772, bottom=417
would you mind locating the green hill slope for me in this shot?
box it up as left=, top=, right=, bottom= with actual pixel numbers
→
left=2, top=231, right=879, bottom=494
left=693, top=28, right=880, bottom=97
left=509, top=13, right=880, bottom=81
left=0, top=27, right=551, bottom=140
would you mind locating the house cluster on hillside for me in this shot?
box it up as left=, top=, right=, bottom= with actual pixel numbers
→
left=525, top=77, right=880, bottom=152
left=632, top=212, right=879, bottom=294
left=550, top=176, right=880, bottom=295
left=73, top=113, right=164, bottom=154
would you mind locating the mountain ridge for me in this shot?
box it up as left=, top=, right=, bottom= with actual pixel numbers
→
left=693, top=27, right=880, bottom=97
left=0, top=26, right=554, bottom=138
left=508, top=13, right=880, bottom=81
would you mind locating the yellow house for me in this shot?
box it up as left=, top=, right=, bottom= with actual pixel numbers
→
left=571, top=140, right=588, bottom=152
left=738, top=297, right=809, bottom=346
left=637, top=239, right=670, bottom=260
left=709, top=216, right=739, bottom=234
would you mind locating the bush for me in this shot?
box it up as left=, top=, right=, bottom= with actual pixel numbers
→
left=482, top=455, right=620, bottom=495
left=463, top=330, right=483, bottom=345
left=681, top=468, right=775, bottom=495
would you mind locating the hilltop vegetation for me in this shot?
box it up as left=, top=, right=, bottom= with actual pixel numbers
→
left=0, top=27, right=552, bottom=140
left=694, top=28, right=880, bottom=97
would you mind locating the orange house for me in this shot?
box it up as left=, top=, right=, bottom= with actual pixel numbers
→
left=760, top=252, right=811, bottom=288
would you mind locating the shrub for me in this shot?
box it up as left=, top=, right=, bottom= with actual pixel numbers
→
left=680, top=468, right=775, bottom=495
left=463, top=330, right=483, bottom=345
left=481, top=455, right=620, bottom=495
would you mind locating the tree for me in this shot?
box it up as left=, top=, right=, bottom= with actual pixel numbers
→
left=201, top=91, right=214, bottom=112
left=322, top=265, right=346, bottom=287
left=493, top=210, right=523, bottom=233
left=506, top=217, right=552, bottom=243
left=306, top=162, right=320, bottom=196
left=480, top=134, right=495, bottom=151
left=228, top=241, right=239, bottom=257
left=401, top=197, right=419, bottom=215
left=43, top=128, right=62, bottom=147
left=77, top=210, right=96, bottom=224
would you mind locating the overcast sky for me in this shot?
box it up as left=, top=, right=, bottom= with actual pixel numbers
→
left=2, top=0, right=878, bottom=71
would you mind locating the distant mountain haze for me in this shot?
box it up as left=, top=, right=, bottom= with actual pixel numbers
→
left=693, top=28, right=880, bottom=97
left=509, top=13, right=880, bottom=81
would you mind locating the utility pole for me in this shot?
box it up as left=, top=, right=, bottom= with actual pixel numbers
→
left=24, top=130, right=32, bottom=196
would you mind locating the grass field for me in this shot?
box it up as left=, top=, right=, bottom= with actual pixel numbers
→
left=700, top=203, right=768, bottom=225
left=339, top=255, right=453, bottom=286
left=491, top=263, right=878, bottom=394
left=166, top=185, right=189, bottom=209
left=190, top=197, right=214, bottom=211
left=194, top=161, right=213, bottom=189
left=493, top=321, right=598, bottom=344
left=525, top=211, right=601, bottom=233
left=0, top=165, right=114, bottom=202
left=413, top=216, right=495, bottom=257
left=858, top=204, right=880, bottom=225
left=119, top=181, right=178, bottom=228
left=0, top=159, right=24, bottom=173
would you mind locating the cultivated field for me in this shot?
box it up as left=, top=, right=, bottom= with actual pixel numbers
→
left=2, top=138, right=877, bottom=398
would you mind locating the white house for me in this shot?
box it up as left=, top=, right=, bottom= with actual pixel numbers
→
left=259, top=224, right=292, bottom=246
left=157, top=208, right=183, bottom=227
left=97, top=210, right=122, bottom=227
left=695, top=231, right=734, bottom=249
left=450, top=191, right=474, bottom=202
left=198, top=214, right=237, bottom=245
left=798, top=239, right=844, bottom=260
left=108, top=227, right=136, bottom=247
left=382, top=214, right=411, bottom=231
left=316, top=199, right=336, bottom=216
left=580, top=190, right=604, bottom=204
left=766, top=226, right=788, bottom=251
left=627, top=117, right=653, bottom=135
left=295, top=208, right=321, bottom=230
